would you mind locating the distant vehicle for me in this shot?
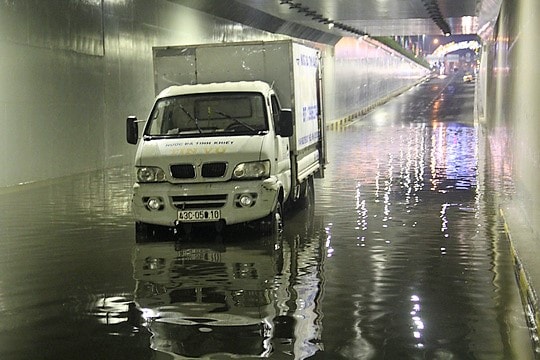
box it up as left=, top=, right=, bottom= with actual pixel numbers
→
left=463, top=73, right=474, bottom=82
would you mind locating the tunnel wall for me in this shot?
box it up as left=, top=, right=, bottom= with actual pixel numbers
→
left=479, top=0, right=540, bottom=240
left=0, top=0, right=285, bottom=188
left=0, top=0, right=428, bottom=188
left=324, top=37, right=429, bottom=126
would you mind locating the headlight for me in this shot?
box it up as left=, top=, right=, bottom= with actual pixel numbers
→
left=232, top=160, right=270, bottom=180
left=136, top=166, right=166, bottom=182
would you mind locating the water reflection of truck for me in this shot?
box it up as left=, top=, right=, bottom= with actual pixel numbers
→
left=132, top=209, right=323, bottom=358
left=126, top=40, right=326, bottom=235
left=133, top=241, right=276, bottom=357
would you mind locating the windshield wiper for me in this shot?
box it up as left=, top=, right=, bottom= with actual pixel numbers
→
left=215, top=110, right=258, bottom=133
left=177, top=103, right=202, bottom=133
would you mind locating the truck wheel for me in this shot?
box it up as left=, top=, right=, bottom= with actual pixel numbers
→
left=135, top=222, right=168, bottom=242
left=273, top=200, right=284, bottom=234
left=182, top=223, right=193, bottom=236
left=297, top=176, right=315, bottom=209
left=135, top=222, right=156, bottom=242
left=214, top=221, right=224, bottom=233
left=260, top=200, right=284, bottom=235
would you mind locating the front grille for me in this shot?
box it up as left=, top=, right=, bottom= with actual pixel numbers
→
left=201, top=162, right=227, bottom=178
left=171, top=164, right=195, bottom=179
left=170, top=162, right=227, bottom=179
left=171, top=194, right=228, bottom=210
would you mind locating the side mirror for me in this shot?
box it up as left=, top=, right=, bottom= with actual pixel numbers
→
left=278, top=109, right=293, bottom=137
left=126, top=116, right=139, bottom=145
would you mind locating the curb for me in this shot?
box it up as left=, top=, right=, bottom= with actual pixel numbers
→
left=500, top=208, right=540, bottom=351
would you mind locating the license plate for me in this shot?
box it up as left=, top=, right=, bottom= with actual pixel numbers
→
left=177, top=209, right=221, bottom=222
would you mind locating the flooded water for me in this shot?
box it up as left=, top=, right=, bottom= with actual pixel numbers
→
left=0, top=75, right=534, bottom=359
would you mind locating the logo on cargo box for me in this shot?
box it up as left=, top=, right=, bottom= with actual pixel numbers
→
left=296, top=54, right=318, bottom=68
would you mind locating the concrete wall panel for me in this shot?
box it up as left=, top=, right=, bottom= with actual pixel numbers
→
left=0, top=0, right=427, bottom=188
left=481, top=0, right=540, bottom=239
left=325, top=37, right=429, bottom=124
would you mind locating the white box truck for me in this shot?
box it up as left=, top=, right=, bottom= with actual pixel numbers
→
left=126, top=40, right=326, bottom=235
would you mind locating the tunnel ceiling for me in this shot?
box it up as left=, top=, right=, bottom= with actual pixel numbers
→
left=175, top=0, right=502, bottom=45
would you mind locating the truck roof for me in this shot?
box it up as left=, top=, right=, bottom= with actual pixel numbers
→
left=157, top=80, right=273, bottom=98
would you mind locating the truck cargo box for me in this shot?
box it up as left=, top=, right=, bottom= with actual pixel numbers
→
left=152, top=40, right=326, bottom=179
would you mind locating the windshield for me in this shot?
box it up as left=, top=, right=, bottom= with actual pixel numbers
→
left=145, top=92, right=268, bottom=137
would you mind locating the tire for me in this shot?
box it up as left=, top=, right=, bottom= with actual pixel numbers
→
left=135, top=222, right=153, bottom=243
left=135, top=221, right=168, bottom=242
left=272, top=200, right=284, bottom=234
left=260, top=199, right=284, bottom=235
left=297, top=176, right=315, bottom=210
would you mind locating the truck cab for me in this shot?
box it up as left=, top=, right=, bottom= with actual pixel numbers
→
left=127, top=81, right=293, bottom=234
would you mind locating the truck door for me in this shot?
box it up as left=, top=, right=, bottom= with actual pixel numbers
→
left=271, top=95, right=291, bottom=177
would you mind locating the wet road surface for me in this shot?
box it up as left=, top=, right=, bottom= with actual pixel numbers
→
left=0, top=74, right=535, bottom=359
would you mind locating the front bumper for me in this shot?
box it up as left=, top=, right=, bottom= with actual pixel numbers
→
left=132, top=178, right=280, bottom=227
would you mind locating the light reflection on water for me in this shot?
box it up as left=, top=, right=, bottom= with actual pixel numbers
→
left=0, top=155, right=530, bottom=360
left=314, top=115, right=530, bottom=359
left=0, top=80, right=534, bottom=359
left=106, top=114, right=526, bottom=359
left=128, top=207, right=325, bottom=359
